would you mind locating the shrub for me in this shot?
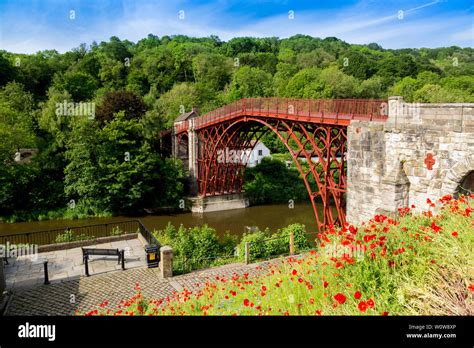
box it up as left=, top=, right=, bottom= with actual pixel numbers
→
left=55, top=229, right=93, bottom=243
left=237, top=224, right=310, bottom=261
left=153, top=223, right=238, bottom=271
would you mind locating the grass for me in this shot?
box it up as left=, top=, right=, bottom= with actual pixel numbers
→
left=79, top=194, right=473, bottom=316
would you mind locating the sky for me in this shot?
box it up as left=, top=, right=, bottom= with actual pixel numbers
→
left=0, top=0, right=472, bottom=53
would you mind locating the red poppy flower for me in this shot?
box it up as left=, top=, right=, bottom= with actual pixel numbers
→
left=243, top=299, right=250, bottom=307
left=452, top=231, right=458, bottom=237
left=381, top=311, right=389, bottom=316
left=468, top=284, right=474, bottom=292
left=292, top=269, right=297, bottom=275
left=367, top=298, right=375, bottom=308
left=334, top=293, right=346, bottom=304
left=323, top=281, right=329, bottom=288
left=309, top=298, right=315, bottom=304
left=354, top=291, right=362, bottom=300
left=358, top=301, right=367, bottom=312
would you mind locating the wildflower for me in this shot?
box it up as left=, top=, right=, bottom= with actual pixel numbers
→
left=243, top=299, right=250, bottom=307
left=451, top=232, right=458, bottom=237
left=354, top=291, right=362, bottom=300
left=334, top=293, right=346, bottom=305
left=367, top=298, right=375, bottom=308
left=358, top=301, right=367, bottom=312
left=430, top=222, right=442, bottom=233
left=381, top=312, right=389, bottom=316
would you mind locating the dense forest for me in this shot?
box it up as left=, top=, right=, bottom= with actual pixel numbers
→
left=1, top=34, right=473, bottom=221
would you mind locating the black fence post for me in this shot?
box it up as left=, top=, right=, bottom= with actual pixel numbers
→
left=84, top=255, right=90, bottom=276
left=43, top=261, right=50, bottom=285
left=121, top=249, right=125, bottom=270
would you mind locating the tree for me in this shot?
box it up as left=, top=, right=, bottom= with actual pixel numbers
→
left=95, top=90, right=147, bottom=124
left=340, top=49, right=374, bottom=80
left=65, top=111, right=185, bottom=214
left=53, top=70, right=98, bottom=101
left=0, top=53, right=16, bottom=86
left=227, top=66, right=273, bottom=100
left=153, top=82, right=201, bottom=127
left=377, top=54, right=419, bottom=81
left=296, top=49, right=335, bottom=69
left=359, top=76, right=385, bottom=99
left=192, top=53, right=233, bottom=90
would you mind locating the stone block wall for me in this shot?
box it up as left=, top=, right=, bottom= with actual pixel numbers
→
left=347, top=96, right=474, bottom=224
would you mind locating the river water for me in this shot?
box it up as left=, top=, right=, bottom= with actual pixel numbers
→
left=0, top=202, right=320, bottom=239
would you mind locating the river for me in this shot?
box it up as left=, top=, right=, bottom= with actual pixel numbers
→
left=0, top=202, right=320, bottom=239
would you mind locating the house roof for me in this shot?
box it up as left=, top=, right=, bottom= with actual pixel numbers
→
left=174, top=108, right=199, bottom=122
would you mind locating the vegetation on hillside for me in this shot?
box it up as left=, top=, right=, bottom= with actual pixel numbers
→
left=1, top=35, right=473, bottom=221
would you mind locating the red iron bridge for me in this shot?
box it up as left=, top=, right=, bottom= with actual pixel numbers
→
left=173, top=98, right=388, bottom=231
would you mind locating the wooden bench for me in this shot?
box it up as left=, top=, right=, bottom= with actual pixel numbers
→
left=82, top=248, right=125, bottom=276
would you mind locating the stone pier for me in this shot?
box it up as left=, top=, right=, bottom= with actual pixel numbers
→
left=188, top=193, right=249, bottom=213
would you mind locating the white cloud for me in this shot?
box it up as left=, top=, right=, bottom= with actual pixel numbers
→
left=0, top=0, right=472, bottom=53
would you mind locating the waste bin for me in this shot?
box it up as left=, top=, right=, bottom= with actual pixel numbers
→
left=145, top=245, right=159, bottom=268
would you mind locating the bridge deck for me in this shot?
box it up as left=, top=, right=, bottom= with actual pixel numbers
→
left=175, top=98, right=388, bottom=133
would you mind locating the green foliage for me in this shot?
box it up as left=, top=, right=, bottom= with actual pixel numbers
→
left=1, top=35, right=473, bottom=222
left=227, top=66, right=273, bottom=100
left=95, top=90, right=147, bottom=124
left=53, top=70, right=98, bottom=101
left=237, top=223, right=309, bottom=262
left=65, top=111, right=185, bottom=214
left=244, top=157, right=308, bottom=205
left=153, top=223, right=238, bottom=272
left=110, top=226, right=124, bottom=236
left=55, top=229, right=93, bottom=243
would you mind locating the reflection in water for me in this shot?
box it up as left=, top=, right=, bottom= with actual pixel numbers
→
left=0, top=202, right=323, bottom=239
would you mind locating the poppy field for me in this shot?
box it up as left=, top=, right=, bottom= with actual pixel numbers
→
left=82, top=194, right=473, bottom=316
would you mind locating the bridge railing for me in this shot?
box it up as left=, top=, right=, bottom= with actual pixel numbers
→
left=175, top=98, right=387, bottom=132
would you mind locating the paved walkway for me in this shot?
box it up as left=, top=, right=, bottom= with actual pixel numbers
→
left=5, top=257, right=281, bottom=316
left=4, top=238, right=147, bottom=290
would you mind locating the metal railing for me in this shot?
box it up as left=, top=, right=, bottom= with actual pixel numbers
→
left=0, top=219, right=160, bottom=247
left=173, top=253, right=238, bottom=275
left=175, top=98, right=388, bottom=133
left=245, top=231, right=319, bottom=263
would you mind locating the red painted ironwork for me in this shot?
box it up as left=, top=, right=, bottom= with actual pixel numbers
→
left=174, top=97, right=388, bottom=231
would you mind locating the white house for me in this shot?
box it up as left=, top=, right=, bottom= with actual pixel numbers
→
left=242, top=140, right=271, bottom=167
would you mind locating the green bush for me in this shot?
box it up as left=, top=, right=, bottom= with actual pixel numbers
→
left=55, top=229, right=93, bottom=243
left=237, top=223, right=310, bottom=262
left=238, top=230, right=270, bottom=261
left=153, top=223, right=238, bottom=272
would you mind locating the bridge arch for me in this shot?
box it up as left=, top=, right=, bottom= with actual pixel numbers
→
left=195, top=116, right=347, bottom=230
left=442, top=154, right=474, bottom=197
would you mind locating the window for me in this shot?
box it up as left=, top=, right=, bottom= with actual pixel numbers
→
left=258, top=150, right=263, bottom=156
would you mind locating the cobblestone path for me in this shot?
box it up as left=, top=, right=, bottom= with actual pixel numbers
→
left=6, top=257, right=289, bottom=315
